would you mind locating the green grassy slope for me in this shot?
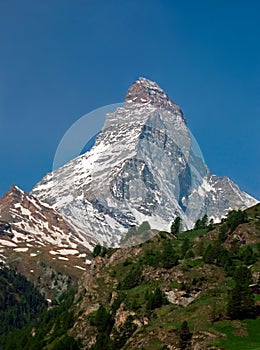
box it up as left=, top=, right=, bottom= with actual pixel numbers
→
left=0, top=204, right=260, bottom=350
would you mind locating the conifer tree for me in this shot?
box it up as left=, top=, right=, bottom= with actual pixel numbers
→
left=170, top=217, right=181, bottom=235
left=181, top=237, right=190, bottom=258
left=227, top=266, right=255, bottom=320
left=161, top=241, right=178, bottom=268
left=179, top=320, right=192, bottom=350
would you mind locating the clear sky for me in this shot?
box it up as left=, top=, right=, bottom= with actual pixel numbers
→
left=0, top=0, right=259, bottom=199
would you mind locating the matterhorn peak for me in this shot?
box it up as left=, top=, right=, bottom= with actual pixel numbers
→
left=31, top=78, right=258, bottom=248
left=131, top=77, right=165, bottom=92
left=125, top=77, right=184, bottom=116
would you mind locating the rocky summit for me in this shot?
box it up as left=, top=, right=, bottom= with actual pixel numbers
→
left=31, top=77, right=257, bottom=247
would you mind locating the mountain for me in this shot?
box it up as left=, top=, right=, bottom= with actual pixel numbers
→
left=0, top=185, right=93, bottom=279
left=31, top=77, right=257, bottom=247
left=1, top=204, right=259, bottom=350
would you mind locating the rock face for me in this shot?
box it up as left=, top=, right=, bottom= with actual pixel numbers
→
left=31, top=77, right=258, bottom=247
left=125, top=77, right=184, bottom=114
left=0, top=185, right=94, bottom=252
left=0, top=221, right=13, bottom=238
left=0, top=185, right=93, bottom=297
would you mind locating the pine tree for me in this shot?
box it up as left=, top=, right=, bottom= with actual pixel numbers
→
left=161, top=241, right=178, bottom=268
left=118, top=265, right=142, bottom=290
left=179, top=320, right=192, bottom=350
left=227, top=266, right=255, bottom=320
left=201, top=214, right=208, bottom=228
left=226, top=210, right=247, bottom=233
left=203, top=244, right=214, bottom=264
left=194, top=214, right=208, bottom=230
left=170, top=217, right=181, bottom=235
left=146, top=287, right=166, bottom=310
left=94, top=305, right=114, bottom=333
left=181, top=237, right=190, bottom=258
left=93, top=245, right=102, bottom=257
left=240, top=246, right=257, bottom=265
left=112, top=315, right=137, bottom=349
left=218, top=224, right=228, bottom=242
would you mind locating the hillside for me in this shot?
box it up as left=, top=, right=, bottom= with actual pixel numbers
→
left=0, top=204, right=259, bottom=349
left=0, top=266, right=47, bottom=339
left=0, top=185, right=93, bottom=301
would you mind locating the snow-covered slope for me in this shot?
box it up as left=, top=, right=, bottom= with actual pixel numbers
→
left=32, top=77, right=258, bottom=247
left=0, top=185, right=94, bottom=267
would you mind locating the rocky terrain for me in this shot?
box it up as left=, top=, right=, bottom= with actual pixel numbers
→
left=0, top=185, right=93, bottom=299
left=1, top=204, right=259, bottom=350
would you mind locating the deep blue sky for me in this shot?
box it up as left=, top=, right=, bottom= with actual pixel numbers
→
left=0, top=0, right=259, bottom=199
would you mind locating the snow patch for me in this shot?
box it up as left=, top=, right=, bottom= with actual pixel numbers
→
left=74, top=265, right=86, bottom=270
left=0, top=239, right=17, bottom=247
left=78, top=253, right=87, bottom=258
left=49, top=250, right=58, bottom=255
left=14, top=247, right=29, bottom=252
left=57, top=249, right=79, bottom=255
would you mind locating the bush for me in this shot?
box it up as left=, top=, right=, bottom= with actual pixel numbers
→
left=226, top=210, right=247, bottom=233
left=52, top=335, right=80, bottom=350
left=90, top=333, right=112, bottom=350
left=111, top=293, right=126, bottom=314
left=143, top=249, right=161, bottom=267
left=113, top=315, right=137, bottom=349
left=203, top=242, right=229, bottom=266
left=93, top=245, right=108, bottom=257
left=117, top=265, right=142, bottom=290
left=161, top=241, right=179, bottom=269
left=93, top=306, right=114, bottom=333
left=181, top=237, right=191, bottom=258
left=146, top=287, right=168, bottom=310
left=239, top=246, right=257, bottom=265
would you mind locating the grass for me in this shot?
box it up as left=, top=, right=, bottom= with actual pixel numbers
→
left=176, top=228, right=209, bottom=240
left=253, top=260, right=260, bottom=273
left=245, top=203, right=260, bottom=219
left=180, top=257, right=203, bottom=269
left=211, top=318, right=260, bottom=350
left=148, top=338, right=163, bottom=347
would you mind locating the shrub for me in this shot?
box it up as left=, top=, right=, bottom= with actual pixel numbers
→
left=161, top=241, right=179, bottom=269
left=117, top=265, right=142, bottom=290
